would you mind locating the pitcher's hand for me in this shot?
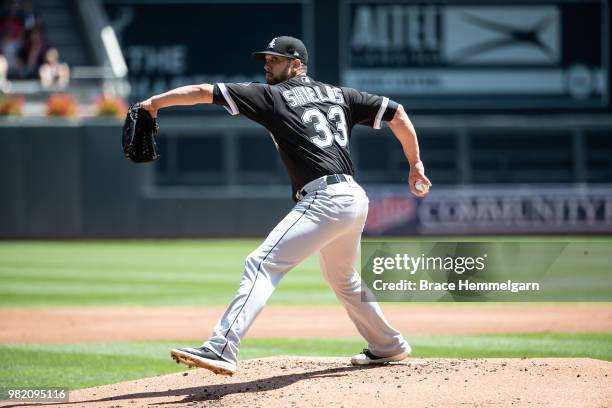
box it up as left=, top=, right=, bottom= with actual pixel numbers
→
left=408, top=161, right=432, bottom=197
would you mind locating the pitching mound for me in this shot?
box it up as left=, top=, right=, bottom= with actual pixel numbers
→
left=12, top=357, right=612, bottom=407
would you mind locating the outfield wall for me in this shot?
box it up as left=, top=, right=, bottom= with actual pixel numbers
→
left=1, top=119, right=612, bottom=238
left=0, top=120, right=292, bottom=238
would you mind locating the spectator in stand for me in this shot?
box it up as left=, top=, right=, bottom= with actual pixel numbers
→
left=39, top=47, right=69, bottom=88
left=0, top=52, right=9, bottom=91
left=18, top=25, right=45, bottom=78
left=0, top=1, right=25, bottom=74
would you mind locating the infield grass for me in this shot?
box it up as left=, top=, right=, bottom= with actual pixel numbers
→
left=0, top=240, right=334, bottom=306
left=0, top=333, right=610, bottom=389
left=1, top=239, right=611, bottom=307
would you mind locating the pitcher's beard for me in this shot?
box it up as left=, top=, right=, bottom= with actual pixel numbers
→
left=265, top=69, right=291, bottom=85
left=265, top=74, right=284, bottom=85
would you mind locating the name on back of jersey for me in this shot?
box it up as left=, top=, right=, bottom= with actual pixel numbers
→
left=282, top=86, right=345, bottom=108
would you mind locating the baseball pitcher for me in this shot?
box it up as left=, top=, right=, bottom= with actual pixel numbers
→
left=140, top=36, right=431, bottom=376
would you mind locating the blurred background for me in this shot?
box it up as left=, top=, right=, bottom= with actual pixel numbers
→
left=1, top=0, right=611, bottom=238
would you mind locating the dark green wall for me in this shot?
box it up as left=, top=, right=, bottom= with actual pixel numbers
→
left=0, top=120, right=291, bottom=238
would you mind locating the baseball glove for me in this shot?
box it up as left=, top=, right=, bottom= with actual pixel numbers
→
left=122, top=103, right=160, bottom=163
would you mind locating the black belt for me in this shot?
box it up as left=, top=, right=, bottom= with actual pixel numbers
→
left=299, top=174, right=347, bottom=197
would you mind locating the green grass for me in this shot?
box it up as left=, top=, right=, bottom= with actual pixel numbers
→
left=1, top=333, right=610, bottom=389
left=0, top=240, right=334, bottom=306
left=1, top=239, right=611, bottom=307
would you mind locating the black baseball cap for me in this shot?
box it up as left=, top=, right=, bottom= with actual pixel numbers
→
left=252, top=36, right=308, bottom=65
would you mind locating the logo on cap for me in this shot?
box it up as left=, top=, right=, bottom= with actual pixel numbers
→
left=268, top=37, right=277, bottom=49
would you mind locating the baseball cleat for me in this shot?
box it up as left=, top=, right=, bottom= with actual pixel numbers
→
left=170, top=346, right=236, bottom=376
left=350, top=348, right=410, bottom=366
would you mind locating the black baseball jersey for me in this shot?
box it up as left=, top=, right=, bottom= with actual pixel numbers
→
left=212, top=75, right=399, bottom=199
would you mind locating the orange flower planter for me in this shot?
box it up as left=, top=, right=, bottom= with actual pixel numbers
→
left=94, top=95, right=128, bottom=119
left=0, top=95, right=25, bottom=117
left=46, top=93, right=80, bottom=117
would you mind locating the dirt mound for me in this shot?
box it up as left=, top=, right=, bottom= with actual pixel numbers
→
left=6, top=357, right=611, bottom=407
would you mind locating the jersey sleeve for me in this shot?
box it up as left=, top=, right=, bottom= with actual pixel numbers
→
left=212, top=82, right=275, bottom=126
left=343, top=88, right=399, bottom=129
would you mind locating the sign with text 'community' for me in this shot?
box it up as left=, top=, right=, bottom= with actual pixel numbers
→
left=363, top=185, right=612, bottom=235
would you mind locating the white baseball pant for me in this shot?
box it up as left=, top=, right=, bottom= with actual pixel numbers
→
left=203, top=175, right=410, bottom=364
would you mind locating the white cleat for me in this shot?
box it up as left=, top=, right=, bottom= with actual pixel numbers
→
left=350, top=348, right=410, bottom=366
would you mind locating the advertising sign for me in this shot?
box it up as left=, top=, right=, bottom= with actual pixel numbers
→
left=364, top=185, right=612, bottom=235
left=342, top=0, right=609, bottom=110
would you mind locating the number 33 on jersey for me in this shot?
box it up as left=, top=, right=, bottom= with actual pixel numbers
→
left=302, top=105, right=348, bottom=148
left=212, top=76, right=399, bottom=199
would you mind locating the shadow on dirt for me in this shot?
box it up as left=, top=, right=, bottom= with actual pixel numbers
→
left=3, top=363, right=395, bottom=407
